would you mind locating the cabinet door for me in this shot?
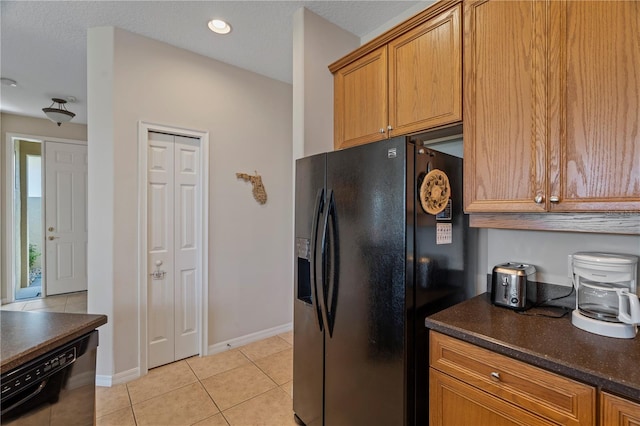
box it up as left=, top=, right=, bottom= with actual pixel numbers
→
left=548, top=1, right=640, bottom=212
left=334, top=46, right=388, bottom=150
left=463, top=0, right=548, bottom=212
left=430, top=368, right=556, bottom=426
left=388, top=4, right=462, bottom=137
left=601, top=392, right=640, bottom=426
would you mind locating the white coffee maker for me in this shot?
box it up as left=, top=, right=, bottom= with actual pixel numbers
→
left=570, top=252, right=639, bottom=338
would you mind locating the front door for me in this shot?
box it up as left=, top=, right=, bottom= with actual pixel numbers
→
left=44, top=141, right=88, bottom=296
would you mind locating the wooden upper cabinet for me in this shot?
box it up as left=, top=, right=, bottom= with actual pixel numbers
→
left=334, top=46, right=388, bottom=150
left=463, top=0, right=547, bottom=212
left=548, top=1, right=640, bottom=211
left=464, top=0, right=640, bottom=213
left=332, top=1, right=462, bottom=150
left=388, top=4, right=462, bottom=137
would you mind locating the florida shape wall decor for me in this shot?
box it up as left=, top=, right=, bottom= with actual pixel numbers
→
left=236, top=171, right=267, bottom=205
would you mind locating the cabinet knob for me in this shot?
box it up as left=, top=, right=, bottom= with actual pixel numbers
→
left=490, top=372, right=501, bottom=381
left=387, top=125, right=393, bottom=131
left=48, top=236, right=58, bottom=241
left=534, top=195, right=544, bottom=204
left=549, top=195, right=560, bottom=203
left=379, top=128, right=385, bottom=134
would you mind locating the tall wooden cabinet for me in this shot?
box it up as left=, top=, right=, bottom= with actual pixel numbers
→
left=332, top=3, right=462, bottom=150
left=464, top=0, right=640, bottom=213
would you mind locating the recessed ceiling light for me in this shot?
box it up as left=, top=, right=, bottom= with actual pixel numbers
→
left=208, top=19, right=231, bottom=35
left=1, top=78, right=18, bottom=87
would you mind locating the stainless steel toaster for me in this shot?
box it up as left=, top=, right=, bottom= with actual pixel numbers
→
left=491, top=263, right=537, bottom=310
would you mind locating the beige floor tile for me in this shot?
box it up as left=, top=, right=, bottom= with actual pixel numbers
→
left=222, top=387, right=297, bottom=426
left=65, top=292, right=88, bottom=304
left=127, top=360, right=198, bottom=404
left=255, top=348, right=292, bottom=385
left=238, top=336, right=291, bottom=361
left=187, top=350, right=251, bottom=380
left=0, top=301, right=27, bottom=311
left=65, top=301, right=88, bottom=313
left=278, top=330, right=293, bottom=345
left=193, top=413, right=230, bottom=426
left=23, top=296, right=67, bottom=310
left=281, top=381, right=293, bottom=398
left=97, top=406, right=136, bottom=426
left=31, top=305, right=67, bottom=313
left=132, top=382, right=219, bottom=426
left=201, top=364, right=277, bottom=411
left=96, top=383, right=131, bottom=418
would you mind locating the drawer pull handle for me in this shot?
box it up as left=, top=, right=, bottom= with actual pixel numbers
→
left=490, top=372, right=501, bottom=381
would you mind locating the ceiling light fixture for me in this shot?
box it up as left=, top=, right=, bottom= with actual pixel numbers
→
left=42, top=98, right=76, bottom=126
left=208, top=19, right=231, bottom=35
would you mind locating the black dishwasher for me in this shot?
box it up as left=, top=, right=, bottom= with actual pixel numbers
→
left=1, top=330, right=98, bottom=426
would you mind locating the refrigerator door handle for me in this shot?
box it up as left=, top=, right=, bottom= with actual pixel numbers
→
left=311, top=188, right=325, bottom=332
left=320, top=190, right=337, bottom=337
left=325, top=190, right=339, bottom=337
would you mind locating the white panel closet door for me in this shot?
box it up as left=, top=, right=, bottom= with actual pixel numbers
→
left=173, top=136, right=200, bottom=360
left=147, top=132, right=200, bottom=369
left=45, top=141, right=88, bottom=295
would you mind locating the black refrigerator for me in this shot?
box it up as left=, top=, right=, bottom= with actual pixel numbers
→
left=293, top=135, right=476, bottom=426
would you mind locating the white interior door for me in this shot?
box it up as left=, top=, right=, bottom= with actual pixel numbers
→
left=147, top=132, right=200, bottom=369
left=44, top=141, right=87, bottom=295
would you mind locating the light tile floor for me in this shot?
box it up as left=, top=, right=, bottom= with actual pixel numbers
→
left=97, top=334, right=295, bottom=426
left=1, top=293, right=296, bottom=426
left=0, top=291, right=88, bottom=313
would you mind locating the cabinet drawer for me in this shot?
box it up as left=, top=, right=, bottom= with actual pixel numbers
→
left=430, top=331, right=595, bottom=425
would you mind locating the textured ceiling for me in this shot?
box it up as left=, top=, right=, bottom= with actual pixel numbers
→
left=0, top=1, right=427, bottom=124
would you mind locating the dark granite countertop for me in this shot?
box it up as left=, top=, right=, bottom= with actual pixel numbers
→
left=1, top=311, right=107, bottom=374
left=425, top=293, right=640, bottom=402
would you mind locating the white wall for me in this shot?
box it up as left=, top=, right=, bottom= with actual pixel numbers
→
left=87, top=27, right=293, bottom=379
left=485, top=229, right=640, bottom=288
left=292, top=8, right=359, bottom=159
left=1, top=113, right=87, bottom=301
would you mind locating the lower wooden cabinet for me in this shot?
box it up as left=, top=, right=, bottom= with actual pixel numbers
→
left=600, top=392, right=640, bottom=426
left=429, top=331, right=595, bottom=425
left=430, top=368, right=557, bottom=425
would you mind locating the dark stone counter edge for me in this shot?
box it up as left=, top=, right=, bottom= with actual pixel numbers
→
left=1, top=315, right=108, bottom=374
left=425, top=318, right=640, bottom=402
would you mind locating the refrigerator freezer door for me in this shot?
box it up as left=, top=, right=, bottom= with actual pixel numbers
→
left=324, top=139, right=408, bottom=426
left=293, top=154, right=326, bottom=426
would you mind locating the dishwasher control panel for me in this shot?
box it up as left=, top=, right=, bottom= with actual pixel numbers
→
left=1, top=347, right=76, bottom=401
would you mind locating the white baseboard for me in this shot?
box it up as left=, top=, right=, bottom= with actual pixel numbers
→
left=96, top=367, right=140, bottom=387
left=207, top=322, right=292, bottom=355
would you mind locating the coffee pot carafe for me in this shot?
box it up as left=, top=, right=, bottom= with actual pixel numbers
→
left=570, top=252, right=639, bottom=339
